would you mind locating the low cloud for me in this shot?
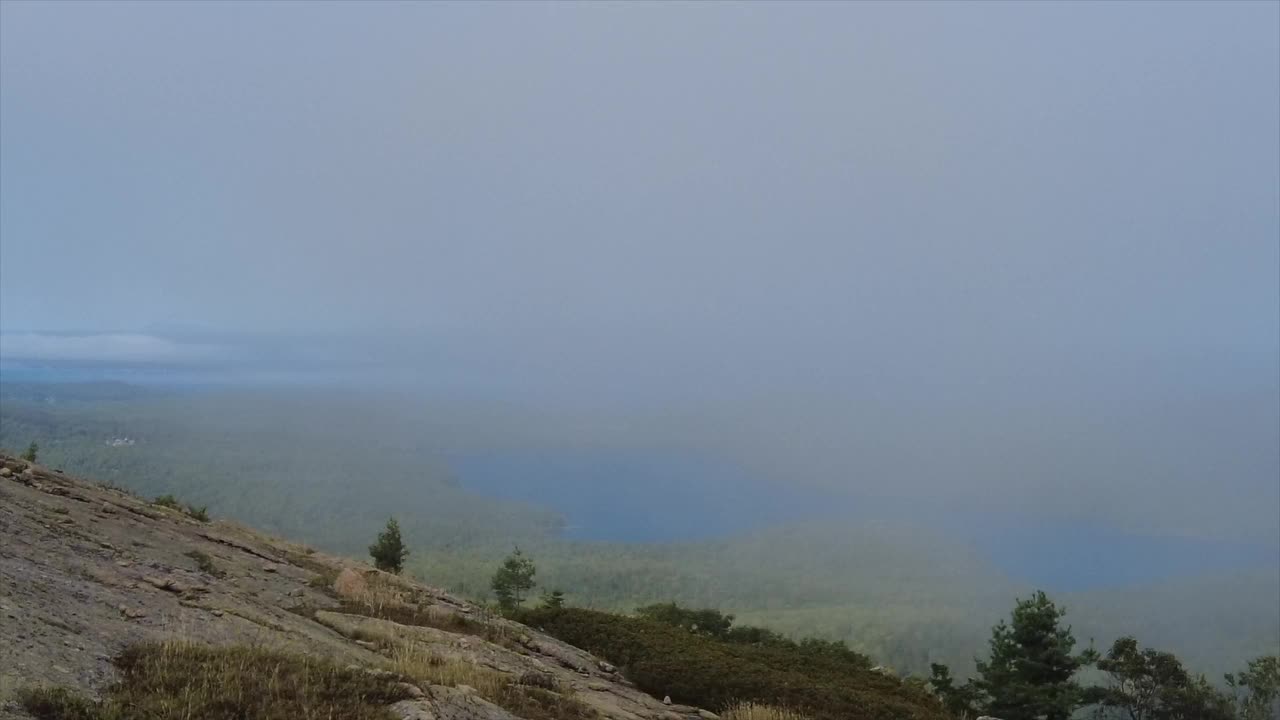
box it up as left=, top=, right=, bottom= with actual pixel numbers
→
left=0, top=333, right=225, bottom=365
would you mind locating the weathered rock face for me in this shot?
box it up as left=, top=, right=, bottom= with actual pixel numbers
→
left=0, top=455, right=714, bottom=720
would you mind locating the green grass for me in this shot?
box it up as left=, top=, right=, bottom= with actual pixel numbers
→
left=18, top=641, right=412, bottom=720
left=152, top=494, right=209, bottom=522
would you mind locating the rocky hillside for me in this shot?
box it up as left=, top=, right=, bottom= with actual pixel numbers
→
left=0, top=454, right=729, bottom=720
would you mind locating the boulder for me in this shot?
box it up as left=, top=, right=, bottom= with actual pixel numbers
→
left=398, top=682, right=426, bottom=699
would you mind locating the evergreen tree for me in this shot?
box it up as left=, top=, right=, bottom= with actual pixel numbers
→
left=976, top=591, right=1092, bottom=720
left=539, top=588, right=566, bottom=609
left=21, top=441, right=38, bottom=462
left=368, top=517, right=409, bottom=574
left=928, top=662, right=983, bottom=718
left=491, top=546, right=536, bottom=612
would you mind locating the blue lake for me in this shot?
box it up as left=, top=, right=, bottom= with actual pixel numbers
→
left=453, top=449, right=1280, bottom=591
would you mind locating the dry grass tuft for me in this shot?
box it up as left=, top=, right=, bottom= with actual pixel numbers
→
left=721, top=702, right=814, bottom=720
left=391, top=641, right=596, bottom=720
left=17, top=640, right=410, bottom=720
left=332, top=583, right=522, bottom=651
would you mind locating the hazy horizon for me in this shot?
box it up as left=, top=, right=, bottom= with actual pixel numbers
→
left=3, top=2, right=1278, bottom=558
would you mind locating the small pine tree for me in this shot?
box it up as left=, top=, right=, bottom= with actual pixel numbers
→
left=368, top=517, right=409, bottom=574
left=21, top=442, right=38, bottom=462
left=977, top=590, right=1092, bottom=720
left=491, top=546, right=536, bottom=612
left=929, top=662, right=984, bottom=718
left=539, top=589, right=566, bottom=609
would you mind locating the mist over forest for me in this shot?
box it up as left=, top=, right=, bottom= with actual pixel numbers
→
left=1, top=2, right=1277, bottom=717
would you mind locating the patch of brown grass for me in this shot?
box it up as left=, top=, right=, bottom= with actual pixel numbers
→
left=390, top=641, right=597, bottom=720
left=17, top=640, right=411, bottom=720
left=336, top=595, right=523, bottom=651
left=721, top=702, right=814, bottom=720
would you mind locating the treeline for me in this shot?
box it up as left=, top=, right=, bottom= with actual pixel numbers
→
left=925, top=591, right=1279, bottom=720
left=521, top=593, right=1279, bottom=720
left=412, top=540, right=1280, bottom=720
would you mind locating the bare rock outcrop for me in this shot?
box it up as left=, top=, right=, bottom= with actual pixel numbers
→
left=0, top=455, right=714, bottom=720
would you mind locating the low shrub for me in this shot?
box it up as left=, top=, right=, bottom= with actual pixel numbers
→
left=151, top=494, right=209, bottom=522
left=185, top=550, right=224, bottom=578
left=516, top=608, right=947, bottom=720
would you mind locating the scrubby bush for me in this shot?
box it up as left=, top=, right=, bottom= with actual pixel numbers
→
left=636, top=602, right=734, bottom=637
left=517, top=607, right=946, bottom=720
left=185, top=550, right=223, bottom=577
left=152, top=494, right=209, bottom=522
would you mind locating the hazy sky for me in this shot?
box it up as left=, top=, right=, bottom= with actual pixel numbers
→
left=1, top=2, right=1277, bottom=542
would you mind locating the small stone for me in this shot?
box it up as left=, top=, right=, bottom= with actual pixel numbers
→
left=456, top=684, right=477, bottom=695
left=598, top=660, right=617, bottom=673
left=116, top=560, right=131, bottom=567
left=663, top=695, right=673, bottom=705
left=144, top=576, right=191, bottom=594
left=212, top=609, right=224, bottom=617
left=262, top=564, right=278, bottom=573
left=0, top=467, right=11, bottom=477
left=100, top=503, right=116, bottom=514
left=397, top=682, right=426, bottom=699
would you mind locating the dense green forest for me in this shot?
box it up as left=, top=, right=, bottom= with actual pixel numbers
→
left=2, top=382, right=1276, bottom=682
